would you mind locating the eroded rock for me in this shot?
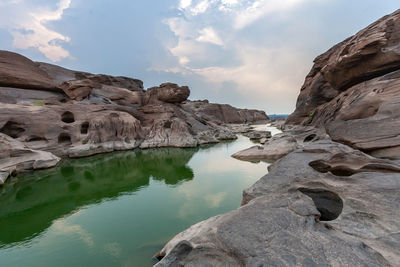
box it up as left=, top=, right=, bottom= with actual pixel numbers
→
left=157, top=140, right=400, bottom=266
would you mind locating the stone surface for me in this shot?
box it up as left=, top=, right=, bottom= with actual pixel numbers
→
left=242, top=130, right=271, bottom=140
left=144, top=83, right=190, bottom=104
left=0, top=172, right=9, bottom=185
left=0, top=133, right=60, bottom=176
left=156, top=140, right=400, bottom=266
left=286, top=9, right=400, bottom=160
left=232, top=126, right=328, bottom=162
left=0, top=50, right=56, bottom=90
left=287, top=9, right=400, bottom=125
left=0, top=50, right=268, bottom=179
left=182, top=100, right=269, bottom=124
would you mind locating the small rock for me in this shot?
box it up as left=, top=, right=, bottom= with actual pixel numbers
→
left=0, top=172, right=9, bottom=185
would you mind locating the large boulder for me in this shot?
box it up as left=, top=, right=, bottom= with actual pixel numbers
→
left=144, top=83, right=190, bottom=104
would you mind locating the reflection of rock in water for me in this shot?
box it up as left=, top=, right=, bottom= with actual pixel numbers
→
left=0, top=147, right=198, bottom=246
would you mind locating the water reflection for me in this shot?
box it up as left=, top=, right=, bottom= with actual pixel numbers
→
left=0, top=147, right=198, bottom=246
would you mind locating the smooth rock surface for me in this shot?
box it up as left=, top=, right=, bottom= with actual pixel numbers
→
left=232, top=126, right=328, bottom=162
left=0, top=133, right=60, bottom=175
left=156, top=140, right=400, bottom=266
left=242, top=130, right=271, bottom=140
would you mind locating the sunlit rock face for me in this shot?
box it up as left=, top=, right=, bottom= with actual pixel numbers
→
left=287, top=9, right=400, bottom=159
left=0, top=50, right=269, bottom=177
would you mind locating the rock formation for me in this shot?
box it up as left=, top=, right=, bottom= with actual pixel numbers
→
left=0, top=50, right=269, bottom=183
left=156, top=140, right=400, bottom=266
left=156, top=9, right=400, bottom=266
left=287, top=9, right=400, bottom=159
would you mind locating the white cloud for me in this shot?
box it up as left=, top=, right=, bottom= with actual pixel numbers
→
left=153, top=0, right=314, bottom=112
left=179, top=0, right=192, bottom=9
left=190, top=0, right=213, bottom=15
left=196, top=27, right=224, bottom=46
left=0, top=0, right=71, bottom=62
left=234, top=0, right=306, bottom=29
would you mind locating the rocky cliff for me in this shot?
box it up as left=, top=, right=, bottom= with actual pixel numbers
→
left=156, top=9, right=400, bottom=266
left=0, top=50, right=269, bottom=183
left=287, top=9, right=400, bottom=159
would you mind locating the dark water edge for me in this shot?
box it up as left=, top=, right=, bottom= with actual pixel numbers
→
left=0, top=131, right=278, bottom=266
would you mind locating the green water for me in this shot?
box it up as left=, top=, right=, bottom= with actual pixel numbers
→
left=0, top=127, right=279, bottom=267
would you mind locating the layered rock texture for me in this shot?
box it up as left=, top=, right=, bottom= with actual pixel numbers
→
left=0, top=50, right=269, bottom=183
left=156, top=9, right=400, bottom=266
left=287, top=9, right=400, bottom=160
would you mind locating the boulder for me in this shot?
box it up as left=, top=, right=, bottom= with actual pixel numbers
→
left=144, top=83, right=190, bottom=104
left=243, top=130, right=271, bottom=140
left=232, top=126, right=328, bottom=162
left=156, top=140, right=400, bottom=266
left=0, top=133, right=60, bottom=180
left=58, top=79, right=95, bottom=100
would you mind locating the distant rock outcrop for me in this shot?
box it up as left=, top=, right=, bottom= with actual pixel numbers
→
left=0, top=50, right=269, bottom=182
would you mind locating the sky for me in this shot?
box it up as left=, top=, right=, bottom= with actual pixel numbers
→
left=0, top=0, right=398, bottom=114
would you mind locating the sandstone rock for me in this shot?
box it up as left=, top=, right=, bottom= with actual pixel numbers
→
left=286, top=9, right=400, bottom=160
left=259, top=137, right=268, bottom=144
left=0, top=172, right=9, bottom=185
left=144, top=83, right=190, bottom=104
left=156, top=140, right=400, bottom=266
left=0, top=49, right=268, bottom=174
left=0, top=133, right=60, bottom=179
left=243, top=130, right=271, bottom=140
left=140, top=118, right=198, bottom=148
left=287, top=9, right=400, bottom=125
left=182, top=100, right=269, bottom=124
left=0, top=104, right=143, bottom=158
left=232, top=126, right=328, bottom=162
left=0, top=50, right=56, bottom=91
left=58, top=79, right=95, bottom=101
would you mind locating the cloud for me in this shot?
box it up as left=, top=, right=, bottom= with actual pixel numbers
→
left=179, top=0, right=192, bottom=9
left=196, top=27, right=224, bottom=46
left=233, top=0, right=306, bottom=29
left=0, top=0, right=71, bottom=61
left=153, top=0, right=314, bottom=112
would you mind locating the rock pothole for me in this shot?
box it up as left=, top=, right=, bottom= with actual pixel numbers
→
left=0, top=121, right=25, bottom=138
left=58, top=133, right=72, bottom=144
left=309, top=160, right=357, bottom=177
left=303, top=134, right=316, bottom=142
left=298, top=188, right=343, bottom=221
left=26, top=136, right=47, bottom=142
left=61, top=111, right=75, bottom=123
left=81, top=122, right=89, bottom=134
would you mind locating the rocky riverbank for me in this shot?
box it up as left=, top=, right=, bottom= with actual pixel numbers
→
left=155, top=9, right=400, bottom=266
left=0, top=50, right=269, bottom=184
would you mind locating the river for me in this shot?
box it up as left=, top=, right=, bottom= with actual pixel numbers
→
left=0, top=125, right=280, bottom=266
